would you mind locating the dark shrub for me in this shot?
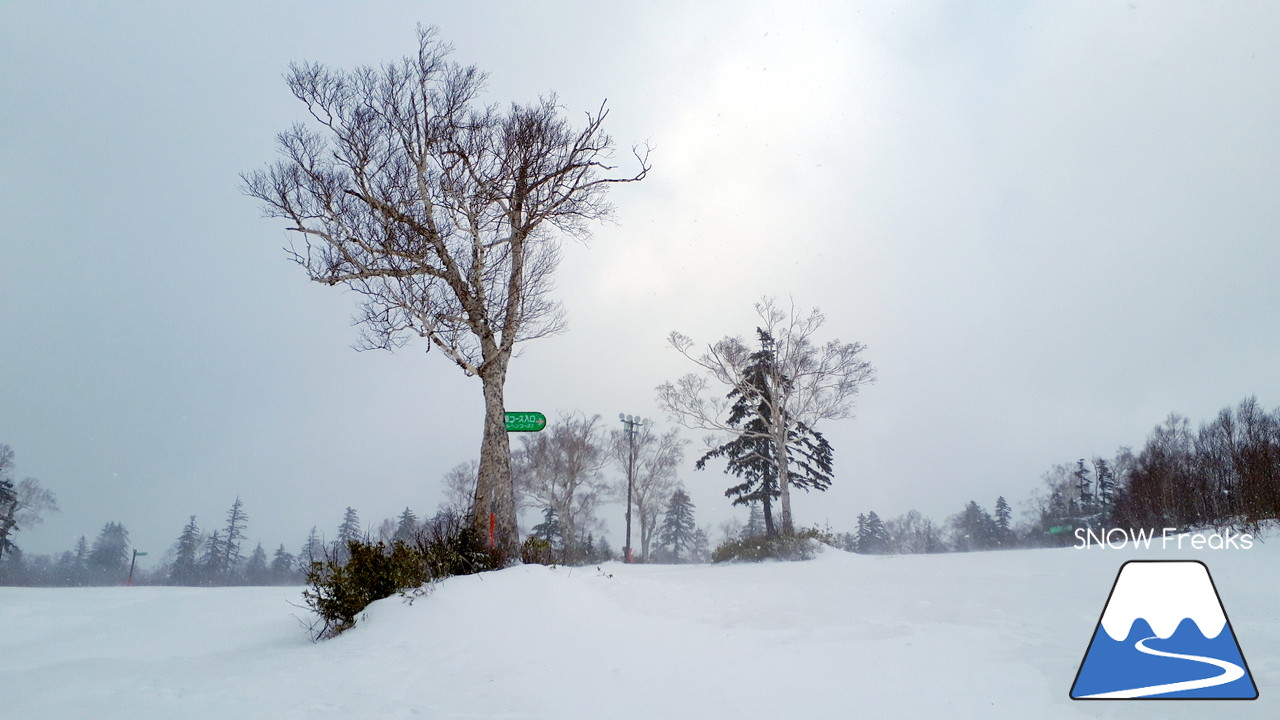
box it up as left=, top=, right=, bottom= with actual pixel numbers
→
left=301, top=540, right=429, bottom=639
left=415, top=509, right=504, bottom=578
left=301, top=511, right=507, bottom=640
left=521, top=537, right=554, bottom=565
left=711, top=528, right=827, bottom=563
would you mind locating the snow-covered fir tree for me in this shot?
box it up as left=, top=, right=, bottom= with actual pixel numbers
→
left=696, top=330, right=835, bottom=537
left=65, top=535, right=90, bottom=585
left=744, top=502, right=764, bottom=538
left=299, top=526, right=324, bottom=570
left=335, top=507, right=362, bottom=561
left=271, top=544, right=296, bottom=583
left=393, top=507, right=418, bottom=544
left=952, top=500, right=996, bottom=552
left=1092, top=458, right=1115, bottom=518
left=658, top=488, right=698, bottom=562
left=530, top=506, right=563, bottom=554
left=220, top=497, right=249, bottom=578
left=993, top=496, right=1013, bottom=547
left=85, top=522, right=130, bottom=583
left=201, top=529, right=225, bottom=579
left=856, top=511, right=890, bottom=554
left=1073, top=460, right=1093, bottom=514
left=169, top=515, right=202, bottom=585
left=242, top=543, right=267, bottom=585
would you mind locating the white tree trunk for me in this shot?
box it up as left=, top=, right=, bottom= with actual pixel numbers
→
left=476, top=364, right=518, bottom=556
left=774, top=415, right=794, bottom=535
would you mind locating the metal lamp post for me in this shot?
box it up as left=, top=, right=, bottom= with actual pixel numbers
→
left=619, top=413, right=646, bottom=563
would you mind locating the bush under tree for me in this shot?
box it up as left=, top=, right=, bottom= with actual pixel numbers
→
left=301, top=510, right=504, bottom=640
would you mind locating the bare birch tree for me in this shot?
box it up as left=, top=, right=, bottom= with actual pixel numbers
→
left=441, top=460, right=479, bottom=515
left=513, top=413, right=611, bottom=559
left=657, top=297, right=875, bottom=534
left=242, top=27, right=648, bottom=555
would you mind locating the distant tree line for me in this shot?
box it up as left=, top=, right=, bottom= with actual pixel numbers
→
left=832, top=396, right=1280, bottom=556
left=5, top=395, right=1277, bottom=583
left=823, top=498, right=1013, bottom=556
left=1029, top=396, right=1280, bottom=543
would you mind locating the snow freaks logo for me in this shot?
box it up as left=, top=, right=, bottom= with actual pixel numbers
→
left=1072, top=527, right=1253, bottom=550
left=1070, top=560, right=1258, bottom=700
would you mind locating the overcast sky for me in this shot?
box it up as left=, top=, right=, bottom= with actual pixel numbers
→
left=3, top=2, right=1279, bottom=564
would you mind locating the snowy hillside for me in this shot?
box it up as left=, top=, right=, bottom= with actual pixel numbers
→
left=2, top=543, right=1276, bottom=719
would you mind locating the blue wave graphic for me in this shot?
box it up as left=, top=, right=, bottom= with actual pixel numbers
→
left=1071, top=618, right=1257, bottom=699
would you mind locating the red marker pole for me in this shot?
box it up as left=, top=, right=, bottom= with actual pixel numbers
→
left=489, top=512, right=495, bottom=549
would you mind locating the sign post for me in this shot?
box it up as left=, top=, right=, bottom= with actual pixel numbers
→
left=126, top=550, right=148, bottom=586
left=504, top=412, right=547, bottom=433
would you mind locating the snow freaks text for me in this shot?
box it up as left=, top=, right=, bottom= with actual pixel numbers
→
left=1073, top=528, right=1253, bottom=550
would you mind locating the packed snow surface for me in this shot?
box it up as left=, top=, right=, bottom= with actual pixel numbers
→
left=3, top=542, right=1277, bottom=719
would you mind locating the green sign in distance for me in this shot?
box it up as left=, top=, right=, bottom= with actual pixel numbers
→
left=1048, top=525, right=1072, bottom=535
left=504, top=411, right=546, bottom=433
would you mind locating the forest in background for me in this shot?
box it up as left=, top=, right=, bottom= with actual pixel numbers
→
left=3, top=394, right=1278, bottom=587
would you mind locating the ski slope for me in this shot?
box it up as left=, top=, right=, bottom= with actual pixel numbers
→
left=2, top=542, right=1276, bottom=719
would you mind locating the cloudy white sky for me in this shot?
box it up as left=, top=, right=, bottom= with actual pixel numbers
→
left=3, top=2, right=1278, bottom=563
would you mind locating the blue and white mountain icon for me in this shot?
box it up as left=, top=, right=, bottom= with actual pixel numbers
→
left=1070, top=560, right=1257, bottom=699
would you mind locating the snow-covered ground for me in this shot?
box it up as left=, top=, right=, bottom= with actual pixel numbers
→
left=2, top=542, right=1277, bottom=719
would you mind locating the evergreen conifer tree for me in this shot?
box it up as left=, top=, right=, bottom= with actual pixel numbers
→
left=744, top=502, right=764, bottom=538
left=596, top=535, right=615, bottom=562
left=300, top=526, right=324, bottom=570
left=854, top=513, right=868, bottom=552
left=857, top=511, right=889, bottom=553
left=271, top=544, right=297, bottom=583
left=658, top=489, right=698, bottom=563
left=954, top=501, right=996, bottom=552
left=993, top=496, right=1013, bottom=547
left=696, top=330, right=835, bottom=537
left=393, top=507, right=418, bottom=544
left=336, top=507, right=362, bottom=560
left=72, top=535, right=90, bottom=585
left=201, top=529, right=225, bottom=580
left=88, top=522, right=130, bottom=583
left=1093, top=458, right=1115, bottom=519
left=0, top=475, right=15, bottom=563
left=245, top=543, right=269, bottom=585
left=53, top=549, right=77, bottom=586
left=169, top=516, right=202, bottom=585
left=220, top=497, right=249, bottom=579
left=530, top=506, right=563, bottom=552
left=1074, top=459, right=1093, bottom=514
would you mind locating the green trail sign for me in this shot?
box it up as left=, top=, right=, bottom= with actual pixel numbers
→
left=1048, top=525, right=1072, bottom=535
left=504, top=411, right=546, bottom=433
